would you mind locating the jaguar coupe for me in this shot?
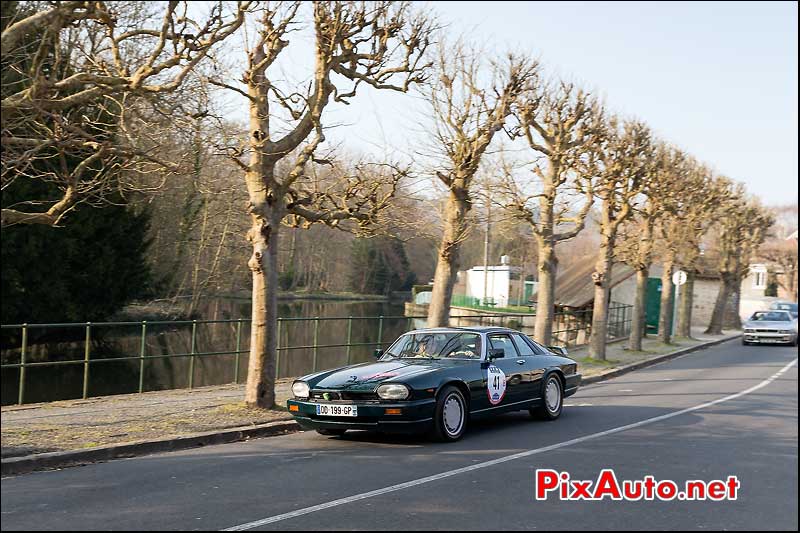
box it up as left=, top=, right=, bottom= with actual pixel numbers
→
left=287, top=326, right=581, bottom=442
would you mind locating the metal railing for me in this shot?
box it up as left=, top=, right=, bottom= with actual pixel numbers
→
left=1, top=304, right=632, bottom=405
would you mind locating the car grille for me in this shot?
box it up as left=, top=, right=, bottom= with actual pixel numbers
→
left=310, top=390, right=378, bottom=402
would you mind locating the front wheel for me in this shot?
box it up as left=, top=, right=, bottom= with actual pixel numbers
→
left=530, top=374, right=563, bottom=421
left=431, top=385, right=467, bottom=442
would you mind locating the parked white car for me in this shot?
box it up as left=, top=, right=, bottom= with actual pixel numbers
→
left=742, top=310, right=798, bottom=346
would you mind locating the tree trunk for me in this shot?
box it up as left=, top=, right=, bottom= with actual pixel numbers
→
left=676, top=270, right=695, bottom=338
left=658, top=258, right=674, bottom=344
left=723, top=274, right=742, bottom=329
left=244, top=201, right=281, bottom=408
left=534, top=243, right=557, bottom=345
left=588, top=236, right=613, bottom=360
left=705, top=272, right=735, bottom=335
left=628, top=267, right=649, bottom=351
left=427, top=186, right=470, bottom=327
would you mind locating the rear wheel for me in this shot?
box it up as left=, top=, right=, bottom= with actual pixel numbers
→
left=431, top=385, right=467, bottom=442
left=530, top=374, right=563, bottom=421
left=316, top=429, right=346, bottom=437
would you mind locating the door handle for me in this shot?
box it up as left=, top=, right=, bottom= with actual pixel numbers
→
left=516, top=359, right=525, bottom=365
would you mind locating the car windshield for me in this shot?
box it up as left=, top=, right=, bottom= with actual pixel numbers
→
left=771, top=303, right=798, bottom=316
left=750, top=311, right=792, bottom=322
left=383, top=332, right=482, bottom=359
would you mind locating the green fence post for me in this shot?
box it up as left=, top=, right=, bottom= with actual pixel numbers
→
left=188, top=320, right=197, bottom=389
left=377, top=315, right=384, bottom=349
left=83, top=322, right=91, bottom=399
left=18, top=324, right=27, bottom=405
left=234, top=320, right=242, bottom=384
left=138, top=322, right=147, bottom=393
left=312, top=317, right=319, bottom=372
left=346, top=316, right=353, bottom=365
left=276, top=318, right=282, bottom=379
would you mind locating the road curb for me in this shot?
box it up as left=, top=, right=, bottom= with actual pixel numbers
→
left=1, top=419, right=300, bottom=476
left=581, top=334, right=738, bottom=386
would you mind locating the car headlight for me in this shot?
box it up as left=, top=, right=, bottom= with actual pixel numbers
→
left=377, top=383, right=410, bottom=400
left=744, top=329, right=755, bottom=333
left=292, top=381, right=310, bottom=399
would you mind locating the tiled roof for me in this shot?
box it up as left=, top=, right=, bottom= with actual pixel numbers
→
left=537, top=257, right=636, bottom=308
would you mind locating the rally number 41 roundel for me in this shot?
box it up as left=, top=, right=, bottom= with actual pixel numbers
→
left=486, top=365, right=507, bottom=405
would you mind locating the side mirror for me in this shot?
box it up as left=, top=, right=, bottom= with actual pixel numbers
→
left=548, top=346, right=568, bottom=356
left=488, top=348, right=505, bottom=360
left=374, top=348, right=384, bottom=359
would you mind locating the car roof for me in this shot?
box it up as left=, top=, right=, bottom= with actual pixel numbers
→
left=405, top=326, right=520, bottom=335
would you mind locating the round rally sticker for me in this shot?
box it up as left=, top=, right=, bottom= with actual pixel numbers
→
left=486, top=365, right=507, bottom=405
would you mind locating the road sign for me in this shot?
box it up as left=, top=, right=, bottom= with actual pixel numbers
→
left=672, top=270, right=687, bottom=286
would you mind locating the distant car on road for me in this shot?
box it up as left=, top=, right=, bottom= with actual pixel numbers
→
left=769, top=301, right=798, bottom=319
left=287, top=327, right=581, bottom=442
left=742, top=310, right=798, bottom=346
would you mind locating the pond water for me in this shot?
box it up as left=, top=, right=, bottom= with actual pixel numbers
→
left=1, top=298, right=420, bottom=405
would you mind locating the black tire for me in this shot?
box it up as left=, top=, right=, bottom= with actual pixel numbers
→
left=742, top=338, right=750, bottom=346
left=431, top=385, right=468, bottom=442
left=530, top=373, right=563, bottom=421
left=316, top=429, right=346, bottom=437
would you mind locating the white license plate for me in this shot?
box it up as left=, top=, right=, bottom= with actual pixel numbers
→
left=316, top=403, right=358, bottom=417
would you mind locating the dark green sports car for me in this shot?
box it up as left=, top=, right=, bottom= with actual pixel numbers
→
left=287, top=326, right=581, bottom=441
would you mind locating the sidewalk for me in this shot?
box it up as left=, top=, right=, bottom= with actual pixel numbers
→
left=1, top=328, right=738, bottom=467
left=1, top=379, right=296, bottom=459
left=568, top=327, right=737, bottom=380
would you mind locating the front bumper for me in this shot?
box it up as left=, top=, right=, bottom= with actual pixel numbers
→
left=743, top=332, right=797, bottom=344
left=287, top=397, right=437, bottom=434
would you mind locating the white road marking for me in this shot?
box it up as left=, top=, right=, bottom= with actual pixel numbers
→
left=618, top=389, right=634, bottom=392
left=223, top=358, right=798, bottom=531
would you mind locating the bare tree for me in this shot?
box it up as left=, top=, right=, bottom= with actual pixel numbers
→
left=500, top=81, right=601, bottom=345
left=615, top=142, right=679, bottom=351
left=651, top=156, right=720, bottom=344
left=704, top=191, right=774, bottom=334
left=672, top=172, right=730, bottom=338
left=225, top=2, right=433, bottom=407
left=424, top=42, right=539, bottom=327
left=587, top=117, right=653, bottom=360
left=1, top=1, right=251, bottom=226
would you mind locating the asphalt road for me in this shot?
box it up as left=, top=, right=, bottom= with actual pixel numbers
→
left=1, top=340, right=797, bottom=531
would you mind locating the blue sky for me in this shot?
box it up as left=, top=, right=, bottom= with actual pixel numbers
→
left=425, top=1, right=798, bottom=206
left=215, top=1, right=797, bottom=206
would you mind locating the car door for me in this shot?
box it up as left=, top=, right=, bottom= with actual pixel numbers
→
left=485, top=333, right=530, bottom=410
left=509, top=332, right=546, bottom=400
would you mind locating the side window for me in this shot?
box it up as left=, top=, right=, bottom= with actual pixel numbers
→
left=526, top=338, right=549, bottom=355
left=511, top=333, right=538, bottom=356
left=488, top=334, right=519, bottom=358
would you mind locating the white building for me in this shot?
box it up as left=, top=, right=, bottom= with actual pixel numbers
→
left=462, top=256, right=534, bottom=308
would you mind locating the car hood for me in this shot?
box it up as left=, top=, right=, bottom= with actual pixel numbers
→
left=312, top=359, right=449, bottom=391
left=744, top=321, right=796, bottom=329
